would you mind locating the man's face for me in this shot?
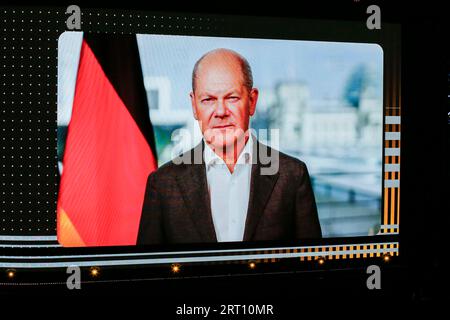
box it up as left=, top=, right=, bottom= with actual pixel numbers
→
left=190, top=53, right=258, bottom=151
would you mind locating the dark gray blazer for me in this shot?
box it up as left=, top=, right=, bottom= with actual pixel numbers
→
left=137, top=140, right=321, bottom=245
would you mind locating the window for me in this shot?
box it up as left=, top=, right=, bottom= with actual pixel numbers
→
left=148, top=89, right=159, bottom=110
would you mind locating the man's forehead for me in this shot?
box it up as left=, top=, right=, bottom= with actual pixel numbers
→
left=197, top=62, right=242, bottom=78
left=197, top=85, right=241, bottom=96
left=195, top=64, right=245, bottom=93
left=198, top=49, right=243, bottom=67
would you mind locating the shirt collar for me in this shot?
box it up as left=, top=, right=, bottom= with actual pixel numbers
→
left=203, top=134, right=254, bottom=168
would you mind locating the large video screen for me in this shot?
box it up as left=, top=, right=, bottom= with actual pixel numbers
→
left=57, top=33, right=384, bottom=247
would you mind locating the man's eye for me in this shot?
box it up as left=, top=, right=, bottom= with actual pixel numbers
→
left=228, top=96, right=239, bottom=101
left=201, top=98, right=214, bottom=103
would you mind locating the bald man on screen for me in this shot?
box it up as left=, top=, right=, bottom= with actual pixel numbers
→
left=137, top=48, right=321, bottom=244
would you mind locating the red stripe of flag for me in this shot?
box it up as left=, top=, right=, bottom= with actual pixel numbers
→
left=57, top=39, right=157, bottom=247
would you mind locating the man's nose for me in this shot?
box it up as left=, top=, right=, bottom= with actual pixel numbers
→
left=214, top=99, right=229, bottom=118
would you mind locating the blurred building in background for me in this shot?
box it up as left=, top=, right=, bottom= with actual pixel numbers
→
left=268, top=71, right=382, bottom=237
left=272, top=82, right=309, bottom=151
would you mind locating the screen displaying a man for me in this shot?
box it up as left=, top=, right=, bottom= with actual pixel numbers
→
left=137, top=48, right=321, bottom=244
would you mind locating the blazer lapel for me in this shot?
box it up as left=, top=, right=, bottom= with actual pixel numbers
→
left=175, top=143, right=217, bottom=242
left=243, top=142, right=279, bottom=241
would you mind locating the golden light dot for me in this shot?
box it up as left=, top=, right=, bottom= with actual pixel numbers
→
left=90, top=267, right=100, bottom=277
left=383, top=254, right=391, bottom=262
left=317, top=257, right=325, bottom=265
left=7, top=269, right=15, bottom=279
left=171, top=264, right=181, bottom=274
left=249, top=262, right=256, bottom=269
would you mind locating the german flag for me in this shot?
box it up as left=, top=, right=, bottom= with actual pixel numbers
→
left=57, top=34, right=158, bottom=247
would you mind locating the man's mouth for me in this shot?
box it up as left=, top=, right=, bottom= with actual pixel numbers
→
left=212, top=124, right=234, bottom=129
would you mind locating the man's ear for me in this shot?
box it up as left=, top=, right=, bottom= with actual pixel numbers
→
left=249, top=88, right=259, bottom=116
left=190, top=91, right=198, bottom=120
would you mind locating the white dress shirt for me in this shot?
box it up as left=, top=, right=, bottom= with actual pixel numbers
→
left=203, top=135, right=254, bottom=242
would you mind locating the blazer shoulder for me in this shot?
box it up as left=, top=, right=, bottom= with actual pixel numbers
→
left=149, top=146, right=199, bottom=181
left=258, top=141, right=308, bottom=175
left=279, top=152, right=309, bottom=179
